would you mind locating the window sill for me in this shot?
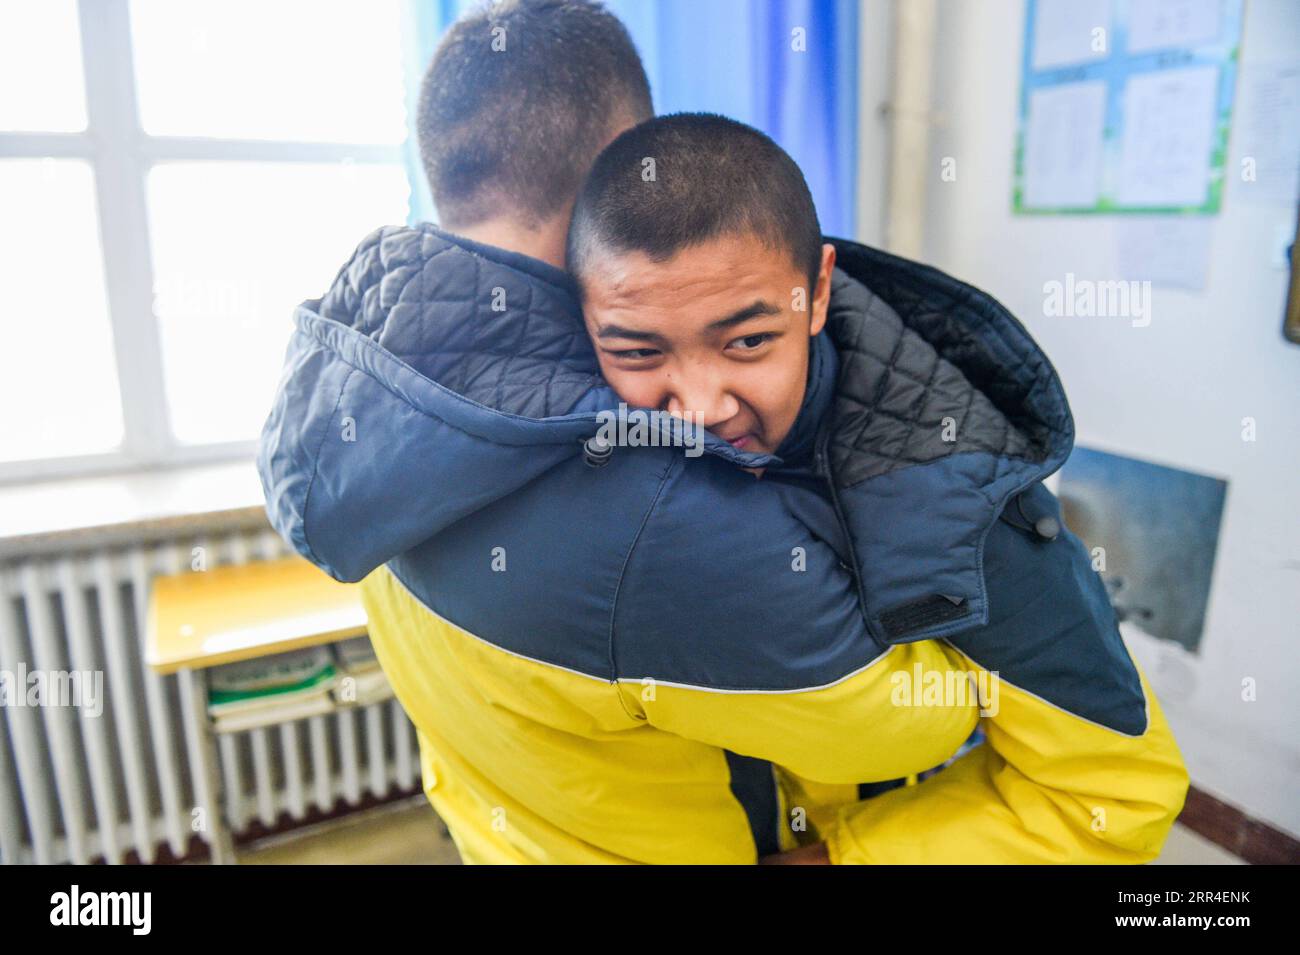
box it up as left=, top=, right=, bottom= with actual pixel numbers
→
left=0, top=459, right=270, bottom=560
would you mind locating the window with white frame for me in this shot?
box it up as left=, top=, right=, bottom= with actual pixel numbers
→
left=0, top=0, right=414, bottom=482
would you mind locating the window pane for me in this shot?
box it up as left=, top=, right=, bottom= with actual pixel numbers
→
left=0, top=0, right=87, bottom=131
left=147, top=161, right=410, bottom=445
left=130, top=0, right=406, bottom=143
left=0, top=160, right=123, bottom=462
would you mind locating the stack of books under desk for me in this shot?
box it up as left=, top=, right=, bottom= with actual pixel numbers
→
left=207, top=638, right=394, bottom=734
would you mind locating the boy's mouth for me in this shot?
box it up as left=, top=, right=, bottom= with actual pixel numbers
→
left=723, top=433, right=754, bottom=449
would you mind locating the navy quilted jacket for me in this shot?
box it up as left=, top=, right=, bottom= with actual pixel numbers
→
left=256, top=223, right=1189, bottom=864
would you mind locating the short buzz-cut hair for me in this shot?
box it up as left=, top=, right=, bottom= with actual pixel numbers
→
left=417, top=0, right=653, bottom=229
left=566, top=113, right=824, bottom=295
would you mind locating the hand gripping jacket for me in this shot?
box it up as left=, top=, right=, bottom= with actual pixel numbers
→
left=258, top=223, right=1190, bottom=864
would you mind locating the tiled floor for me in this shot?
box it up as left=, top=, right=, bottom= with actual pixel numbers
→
left=1151, top=823, right=1247, bottom=865
left=233, top=798, right=1247, bottom=864
left=237, top=796, right=461, bottom=865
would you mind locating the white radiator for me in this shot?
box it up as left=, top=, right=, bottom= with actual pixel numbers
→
left=0, top=523, right=420, bottom=864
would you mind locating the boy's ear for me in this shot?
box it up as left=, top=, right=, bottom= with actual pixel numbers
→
left=809, top=243, right=836, bottom=337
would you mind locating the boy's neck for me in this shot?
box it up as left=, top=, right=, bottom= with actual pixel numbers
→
left=448, top=209, right=572, bottom=270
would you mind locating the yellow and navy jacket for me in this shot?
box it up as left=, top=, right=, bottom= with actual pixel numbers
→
left=258, top=223, right=1190, bottom=864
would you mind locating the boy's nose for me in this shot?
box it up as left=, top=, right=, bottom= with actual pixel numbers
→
left=664, top=383, right=741, bottom=431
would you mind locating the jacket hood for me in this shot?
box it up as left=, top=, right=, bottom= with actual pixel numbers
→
left=258, top=223, right=1073, bottom=587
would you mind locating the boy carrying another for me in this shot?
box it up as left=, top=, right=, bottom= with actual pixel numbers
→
left=259, top=1, right=1188, bottom=864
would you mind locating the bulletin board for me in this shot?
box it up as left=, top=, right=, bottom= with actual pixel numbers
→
left=1013, top=0, right=1244, bottom=214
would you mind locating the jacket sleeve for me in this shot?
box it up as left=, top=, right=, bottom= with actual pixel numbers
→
left=616, top=467, right=1190, bottom=863
left=822, top=663, right=1188, bottom=864
left=821, top=482, right=1190, bottom=864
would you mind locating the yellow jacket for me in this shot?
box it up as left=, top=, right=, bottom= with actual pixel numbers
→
left=360, top=561, right=1187, bottom=864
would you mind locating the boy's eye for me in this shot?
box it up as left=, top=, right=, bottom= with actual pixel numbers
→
left=729, top=332, right=776, bottom=351
left=609, top=348, right=660, bottom=360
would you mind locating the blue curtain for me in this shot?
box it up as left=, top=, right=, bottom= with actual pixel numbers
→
left=401, top=0, right=859, bottom=237
left=399, top=0, right=469, bottom=225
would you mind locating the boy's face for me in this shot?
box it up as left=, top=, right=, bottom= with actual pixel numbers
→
left=579, top=233, right=836, bottom=468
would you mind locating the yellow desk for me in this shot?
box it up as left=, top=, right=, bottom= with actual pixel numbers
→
left=145, top=555, right=368, bottom=863
left=147, top=556, right=366, bottom=674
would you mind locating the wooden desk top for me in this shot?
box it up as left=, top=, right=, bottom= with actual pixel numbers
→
left=146, top=556, right=367, bottom=674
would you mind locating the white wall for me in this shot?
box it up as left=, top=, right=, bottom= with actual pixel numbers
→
left=916, top=0, right=1300, bottom=836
